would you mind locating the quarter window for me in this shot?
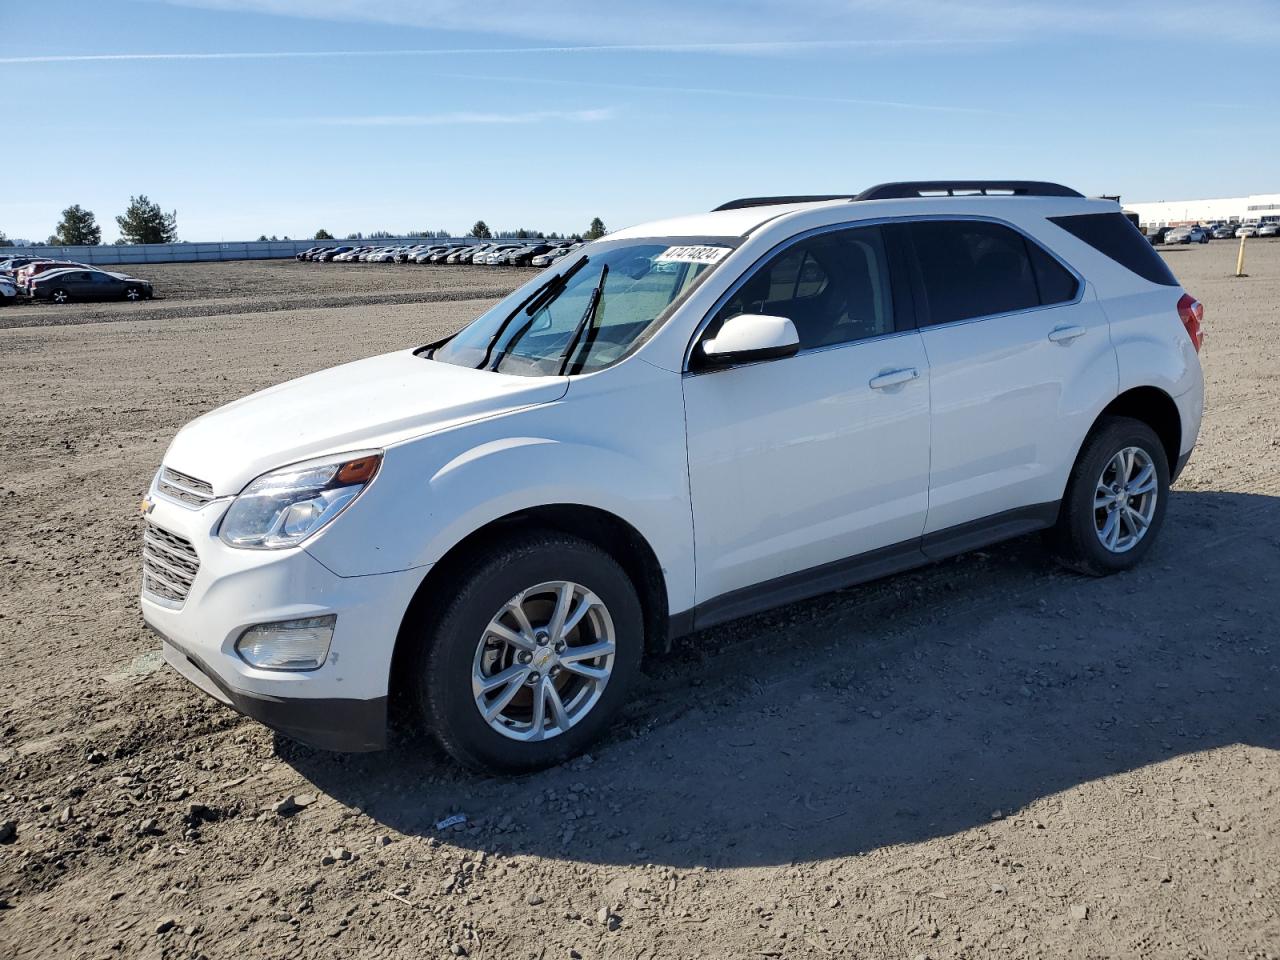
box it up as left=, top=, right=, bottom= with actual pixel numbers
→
left=710, top=226, right=894, bottom=351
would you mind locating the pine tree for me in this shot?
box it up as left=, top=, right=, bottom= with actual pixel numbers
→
left=115, top=195, right=177, bottom=244
left=584, top=217, right=607, bottom=240
left=51, top=204, right=103, bottom=245
left=314, top=228, right=334, bottom=240
left=468, top=220, right=493, bottom=239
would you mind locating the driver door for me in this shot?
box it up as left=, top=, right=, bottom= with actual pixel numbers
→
left=682, top=224, right=931, bottom=615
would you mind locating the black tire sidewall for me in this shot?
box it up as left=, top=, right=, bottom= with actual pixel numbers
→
left=416, top=534, right=644, bottom=773
left=1061, top=417, right=1170, bottom=574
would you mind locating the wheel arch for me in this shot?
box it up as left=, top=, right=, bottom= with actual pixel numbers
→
left=387, top=503, right=670, bottom=722
left=1094, top=385, right=1182, bottom=474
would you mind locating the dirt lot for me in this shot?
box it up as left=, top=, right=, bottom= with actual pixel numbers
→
left=0, top=259, right=537, bottom=329
left=1, top=244, right=1278, bottom=960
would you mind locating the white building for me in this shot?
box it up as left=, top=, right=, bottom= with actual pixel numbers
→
left=1125, top=193, right=1280, bottom=228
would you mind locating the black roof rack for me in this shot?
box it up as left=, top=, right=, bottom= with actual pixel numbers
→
left=856, top=180, right=1083, bottom=200
left=713, top=195, right=859, bottom=212
left=712, top=180, right=1082, bottom=212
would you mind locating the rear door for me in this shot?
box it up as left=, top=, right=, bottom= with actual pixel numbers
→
left=900, top=218, right=1116, bottom=547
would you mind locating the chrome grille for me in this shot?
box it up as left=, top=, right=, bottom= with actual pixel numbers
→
left=157, top=467, right=215, bottom=507
left=142, top=522, right=200, bottom=607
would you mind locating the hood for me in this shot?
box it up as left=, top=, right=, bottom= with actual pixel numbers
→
left=163, top=349, right=567, bottom=495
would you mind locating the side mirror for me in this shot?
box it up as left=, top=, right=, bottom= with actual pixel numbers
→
left=701, top=313, right=800, bottom=366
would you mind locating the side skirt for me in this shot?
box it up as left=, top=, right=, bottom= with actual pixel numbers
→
left=670, top=501, right=1061, bottom=638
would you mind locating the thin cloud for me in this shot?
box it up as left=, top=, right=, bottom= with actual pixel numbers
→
left=440, top=72, right=1000, bottom=116
left=291, top=108, right=615, bottom=126
left=0, top=38, right=993, bottom=66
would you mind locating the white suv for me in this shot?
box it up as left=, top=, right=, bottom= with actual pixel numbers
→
left=142, top=181, right=1205, bottom=772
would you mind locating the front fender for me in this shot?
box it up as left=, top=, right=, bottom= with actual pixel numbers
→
left=305, top=366, right=695, bottom=614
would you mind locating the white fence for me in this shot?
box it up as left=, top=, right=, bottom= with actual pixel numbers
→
left=0, top=237, right=453, bottom=266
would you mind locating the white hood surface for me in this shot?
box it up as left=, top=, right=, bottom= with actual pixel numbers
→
left=163, top=350, right=567, bottom=495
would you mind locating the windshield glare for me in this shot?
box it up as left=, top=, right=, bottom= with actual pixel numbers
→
left=429, top=240, right=731, bottom=376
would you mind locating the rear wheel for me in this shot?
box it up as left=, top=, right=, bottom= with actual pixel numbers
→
left=51, top=288, right=70, bottom=304
left=1048, top=416, right=1169, bottom=576
left=408, top=532, right=643, bottom=772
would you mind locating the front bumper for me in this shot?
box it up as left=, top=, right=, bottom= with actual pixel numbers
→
left=153, top=623, right=389, bottom=751
left=140, top=488, right=427, bottom=752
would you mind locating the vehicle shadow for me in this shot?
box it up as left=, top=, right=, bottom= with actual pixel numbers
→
left=280, top=488, right=1280, bottom=868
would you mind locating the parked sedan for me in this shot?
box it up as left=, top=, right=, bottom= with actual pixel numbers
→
left=1163, top=226, right=1209, bottom=244
left=1212, top=225, right=1236, bottom=240
left=0, top=275, right=17, bottom=305
left=16, top=260, right=88, bottom=291
left=0, top=256, right=44, bottom=276
left=1258, top=223, right=1280, bottom=238
left=1236, top=224, right=1260, bottom=238
left=29, top=267, right=154, bottom=303
left=316, top=246, right=352, bottom=262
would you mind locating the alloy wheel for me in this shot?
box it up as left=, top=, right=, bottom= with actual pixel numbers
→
left=1093, top=446, right=1159, bottom=553
left=472, top=580, right=616, bottom=742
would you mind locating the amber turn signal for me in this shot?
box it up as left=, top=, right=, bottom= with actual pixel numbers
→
left=335, top=454, right=382, bottom=485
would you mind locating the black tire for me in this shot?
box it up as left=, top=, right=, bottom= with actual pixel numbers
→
left=407, top=531, right=644, bottom=773
left=1048, top=416, right=1170, bottom=576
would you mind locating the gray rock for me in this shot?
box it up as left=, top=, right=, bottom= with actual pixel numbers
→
left=526, top=894, right=545, bottom=906
left=1070, top=903, right=1089, bottom=920
left=273, top=796, right=299, bottom=816
left=154, top=918, right=176, bottom=935
left=450, top=944, right=468, bottom=957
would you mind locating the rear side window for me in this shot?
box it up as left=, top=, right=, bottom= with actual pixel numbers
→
left=907, top=220, right=1041, bottom=325
left=1048, top=212, right=1178, bottom=286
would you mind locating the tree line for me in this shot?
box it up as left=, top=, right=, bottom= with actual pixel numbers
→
left=3, top=211, right=608, bottom=248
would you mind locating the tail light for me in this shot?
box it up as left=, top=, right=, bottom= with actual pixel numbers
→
left=1177, top=293, right=1204, bottom=352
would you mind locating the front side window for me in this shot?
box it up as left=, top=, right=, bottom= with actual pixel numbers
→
left=907, top=220, right=1041, bottom=326
left=708, top=225, right=895, bottom=351
left=430, top=239, right=733, bottom=376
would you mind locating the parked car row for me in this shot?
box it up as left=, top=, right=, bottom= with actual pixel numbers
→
left=0, top=256, right=154, bottom=304
left=296, top=240, right=583, bottom=267
left=1144, top=221, right=1279, bottom=245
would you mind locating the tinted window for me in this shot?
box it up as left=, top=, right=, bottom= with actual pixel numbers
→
left=711, top=226, right=894, bottom=350
left=1027, top=242, right=1079, bottom=305
left=1049, top=212, right=1178, bottom=286
left=907, top=220, right=1040, bottom=325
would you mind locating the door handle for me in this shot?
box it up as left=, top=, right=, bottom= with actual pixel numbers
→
left=1047, top=325, right=1087, bottom=343
left=868, top=367, right=919, bottom=390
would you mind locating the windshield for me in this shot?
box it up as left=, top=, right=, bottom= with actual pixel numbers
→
left=429, top=238, right=735, bottom=376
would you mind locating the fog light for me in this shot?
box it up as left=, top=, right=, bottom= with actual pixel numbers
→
left=235, top=615, right=336, bottom=671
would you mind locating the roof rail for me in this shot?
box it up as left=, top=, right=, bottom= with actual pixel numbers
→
left=712, top=181, right=1084, bottom=212
left=712, top=195, right=859, bottom=212
left=855, top=180, right=1083, bottom=200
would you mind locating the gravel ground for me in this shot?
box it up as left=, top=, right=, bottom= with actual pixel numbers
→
left=0, top=244, right=1278, bottom=960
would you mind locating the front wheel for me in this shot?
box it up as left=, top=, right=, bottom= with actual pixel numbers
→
left=51, top=288, right=71, bottom=304
left=1048, top=416, right=1170, bottom=576
left=124, top=286, right=142, bottom=301
left=408, top=532, right=643, bottom=772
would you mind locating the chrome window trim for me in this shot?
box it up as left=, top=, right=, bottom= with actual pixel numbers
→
left=682, top=213, right=1086, bottom=373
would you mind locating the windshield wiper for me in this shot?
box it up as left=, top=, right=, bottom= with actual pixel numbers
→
left=557, top=264, right=609, bottom=376
left=478, top=256, right=589, bottom=371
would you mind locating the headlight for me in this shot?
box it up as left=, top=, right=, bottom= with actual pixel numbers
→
left=219, top=451, right=382, bottom=550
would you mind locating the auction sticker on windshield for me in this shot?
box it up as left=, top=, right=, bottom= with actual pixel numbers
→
left=654, top=245, right=732, bottom=265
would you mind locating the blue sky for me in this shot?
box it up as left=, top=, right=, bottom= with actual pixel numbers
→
left=3, top=0, right=1278, bottom=243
